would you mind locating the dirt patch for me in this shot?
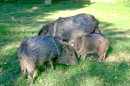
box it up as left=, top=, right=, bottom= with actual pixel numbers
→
left=105, top=56, right=130, bottom=62
left=105, top=56, right=119, bottom=62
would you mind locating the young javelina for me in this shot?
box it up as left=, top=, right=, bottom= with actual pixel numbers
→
left=18, top=36, right=78, bottom=84
left=69, top=33, right=109, bottom=61
left=38, top=13, right=101, bottom=42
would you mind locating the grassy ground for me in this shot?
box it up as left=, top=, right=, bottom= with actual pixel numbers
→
left=0, top=1, right=130, bottom=86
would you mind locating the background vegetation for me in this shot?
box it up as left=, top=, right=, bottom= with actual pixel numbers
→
left=0, top=0, right=130, bottom=7
left=0, top=0, right=61, bottom=3
left=0, top=1, right=130, bottom=86
left=117, top=0, right=130, bottom=7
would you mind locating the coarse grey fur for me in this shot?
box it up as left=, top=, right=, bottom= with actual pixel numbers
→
left=69, top=33, right=109, bottom=61
left=18, top=36, right=78, bottom=84
left=38, top=13, right=101, bottom=42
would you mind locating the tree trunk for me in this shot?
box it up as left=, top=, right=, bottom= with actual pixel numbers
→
left=44, top=0, right=52, bottom=5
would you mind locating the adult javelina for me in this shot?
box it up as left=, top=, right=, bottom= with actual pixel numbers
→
left=69, top=33, right=109, bottom=61
left=18, top=36, right=78, bottom=84
left=38, top=13, right=101, bottom=42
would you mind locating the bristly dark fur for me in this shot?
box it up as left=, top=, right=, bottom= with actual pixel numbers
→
left=38, top=24, right=50, bottom=36
left=38, top=13, right=101, bottom=42
left=69, top=33, right=109, bottom=61
left=18, top=36, right=78, bottom=84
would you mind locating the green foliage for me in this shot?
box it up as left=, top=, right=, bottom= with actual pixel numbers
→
left=17, top=0, right=43, bottom=4
left=0, top=0, right=43, bottom=3
left=0, top=0, right=16, bottom=3
left=123, top=0, right=130, bottom=7
left=0, top=0, right=62, bottom=3
left=53, top=0, right=61, bottom=2
left=117, top=0, right=130, bottom=7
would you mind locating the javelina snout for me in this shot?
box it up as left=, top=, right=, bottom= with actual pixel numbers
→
left=58, top=43, right=78, bottom=65
left=18, top=36, right=78, bottom=84
left=69, top=33, right=109, bottom=61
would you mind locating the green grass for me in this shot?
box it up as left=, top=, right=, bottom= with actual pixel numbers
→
left=0, top=1, right=130, bottom=86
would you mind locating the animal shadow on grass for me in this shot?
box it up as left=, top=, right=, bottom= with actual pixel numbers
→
left=0, top=51, right=22, bottom=86
left=87, top=62, right=130, bottom=86
left=0, top=1, right=95, bottom=54
left=56, top=61, right=130, bottom=86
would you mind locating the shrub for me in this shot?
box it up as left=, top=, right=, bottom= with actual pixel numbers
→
left=117, top=0, right=130, bottom=7
left=0, top=0, right=61, bottom=4
left=0, top=0, right=43, bottom=3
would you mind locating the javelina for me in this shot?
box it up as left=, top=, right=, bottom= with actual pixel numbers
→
left=38, top=13, right=101, bottom=42
left=69, top=33, right=109, bottom=61
left=18, top=36, right=78, bottom=84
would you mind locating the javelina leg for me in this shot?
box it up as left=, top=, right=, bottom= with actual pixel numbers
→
left=19, top=57, right=27, bottom=77
left=98, top=53, right=105, bottom=62
left=102, top=53, right=106, bottom=61
left=21, top=66, right=27, bottom=78
left=80, top=51, right=87, bottom=59
left=28, top=69, right=35, bottom=86
left=27, top=64, right=35, bottom=85
left=29, top=73, right=34, bottom=86
left=43, top=62, right=47, bottom=70
left=49, top=59, right=55, bottom=70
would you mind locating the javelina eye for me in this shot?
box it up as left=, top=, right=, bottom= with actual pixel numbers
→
left=44, top=29, right=48, bottom=34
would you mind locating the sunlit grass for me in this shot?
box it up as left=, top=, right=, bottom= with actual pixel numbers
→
left=0, top=1, right=130, bottom=86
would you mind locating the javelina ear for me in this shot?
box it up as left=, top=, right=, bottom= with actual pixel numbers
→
left=38, top=25, right=49, bottom=36
left=77, top=36, right=82, bottom=42
left=94, top=27, right=101, bottom=33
